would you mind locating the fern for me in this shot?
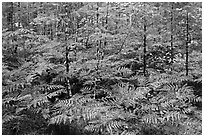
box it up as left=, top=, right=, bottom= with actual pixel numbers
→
left=142, top=113, right=160, bottom=124
left=29, top=94, right=49, bottom=108
left=2, top=114, right=23, bottom=124
left=39, top=84, right=65, bottom=93
left=49, top=114, right=71, bottom=125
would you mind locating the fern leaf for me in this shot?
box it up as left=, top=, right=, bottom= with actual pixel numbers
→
left=47, top=89, right=67, bottom=98
left=2, top=114, right=24, bottom=124
left=84, top=124, right=101, bottom=133
left=142, top=114, right=160, bottom=124
left=29, top=94, right=49, bottom=108
left=38, top=84, right=64, bottom=93
left=49, top=114, right=70, bottom=125
left=163, top=111, right=187, bottom=123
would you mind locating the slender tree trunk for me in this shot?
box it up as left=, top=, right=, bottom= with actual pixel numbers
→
left=66, top=47, right=72, bottom=97
left=17, top=2, right=21, bottom=28
left=96, top=5, right=99, bottom=25
left=104, top=2, right=109, bottom=47
left=186, top=10, right=189, bottom=76
left=27, top=3, right=30, bottom=28
left=7, top=2, right=14, bottom=31
left=65, top=47, right=69, bottom=80
left=50, top=23, right=54, bottom=40
left=143, top=17, right=147, bottom=76
left=44, top=23, right=47, bottom=35
left=170, top=3, right=174, bottom=71
left=75, top=19, right=78, bottom=42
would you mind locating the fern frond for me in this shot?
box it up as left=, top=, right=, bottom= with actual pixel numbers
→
left=84, top=123, right=102, bottom=133
left=178, top=84, right=194, bottom=95
left=194, top=77, right=202, bottom=83
left=141, top=104, right=159, bottom=113
left=160, top=100, right=175, bottom=110
left=116, top=67, right=133, bottom=77
left=106, top=120, right=128, bottom=132
left=49, top=114, right=70, bottom=125
left=2, top=97, right=18, bottom=108
left=121, top=130, right=138, bottom=135
left=78, top=96, right=93, bottom=105
left=163, top=111, right=187, bottom=123
left=39, top=84, right=65, bottom=93
left=82, top=106, right=110, bottom=121
left=80, top=86, right=92, bottom=94
left=181, top=106, right=197, bottom=114
left=52, top=74, right=67, bottom=85
left=54, top=98, right=74, bottom=108
left=2, top=114, right=23, bottom=124
left=29, top=94, right=49, bottom=108
left=142, top=113, right=160, bottom=124
left=47, top=89, right=67, bottom=98
left=158, top=83, right=179, bottom=93
left=7, top=82, right=31, bottom=93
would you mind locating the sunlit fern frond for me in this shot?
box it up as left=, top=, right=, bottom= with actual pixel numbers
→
left=28, top=94, right=49, bottom=108
left=84, top=123, right=102, bottom=134
left=2, top=97, right=18, bottom=108
left=47, top=89, right=67, bottom=98
left=7, top=82, right=31, bottom=93
left=74, top=94, right=95, bottom=105
left=82, top=106, right=111, bottom=121
left=39, top=84, right=65, bottom=93
left=169, top=75, right=191, bottom=85
left=2, top=114, right=24, bottom=124
left=148, top=80, right=169, bottom=91
left=52, top=74, right=67, bottom=85
left=49, top=114, right=71, bottom=125
left=80, top=86, right=93, bottom=94
left=50, top=99, right=74, bottom=116
left=105, top=120, right=128, bottom=134
left=54, top=98, right=74, bottom=108
left=177, top=84, right=194, bottom=94
left=182, top=117, right=202, bottom=129
left=194, top=77, right=202, bottom=83
left=163, top=111, right=187, bottom=123
left=142, top=113, right=160, bottom=125
left=160, top=100, right=177, bottom=110
left=111, top=83, right=150, bottom=108
left=184, top=95, right=202, bottom=104
left=121, top=130, right=139, bottom=135
left=116, top=67, right=133, bottom=77
left=149, top=74, right=191, bottom=89
left=156, top=82, right=179, bottom=93
left=181, top=106, right=197, bottom=115
left=85, top=109, right=130, bottom=134
left=176, top=85, right=196, bottom=101
left=50, top=94, right=96, bottom=120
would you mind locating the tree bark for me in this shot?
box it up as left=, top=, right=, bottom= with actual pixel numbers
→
left=170, top=3, right=174, bottom=70
left=66, top=46, right=72, bottom=97
left=7, top=2, right=14, bottom=31
left=186, top=10, right=189, bottom=76
left=143, top=17, right=147, bottom=76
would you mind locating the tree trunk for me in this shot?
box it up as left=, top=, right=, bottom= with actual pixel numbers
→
left=170, top=3, right=174, bottom=71
left=66, top=47, right=72, bottom=97
left=7, top=2, right=14, bottom=31
left=186, top=10, right=189, bottom=76
left=143, top=17, right=147, bottom=76
left=17, top=2, right=21, bottom=28
left=104, top=2, right=109, bottom=47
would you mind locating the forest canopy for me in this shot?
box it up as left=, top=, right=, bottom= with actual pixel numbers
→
left=2, top=2, right=202, bottom=135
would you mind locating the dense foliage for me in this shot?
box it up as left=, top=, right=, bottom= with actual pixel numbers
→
left=2, top=2, right=202, bottom=135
